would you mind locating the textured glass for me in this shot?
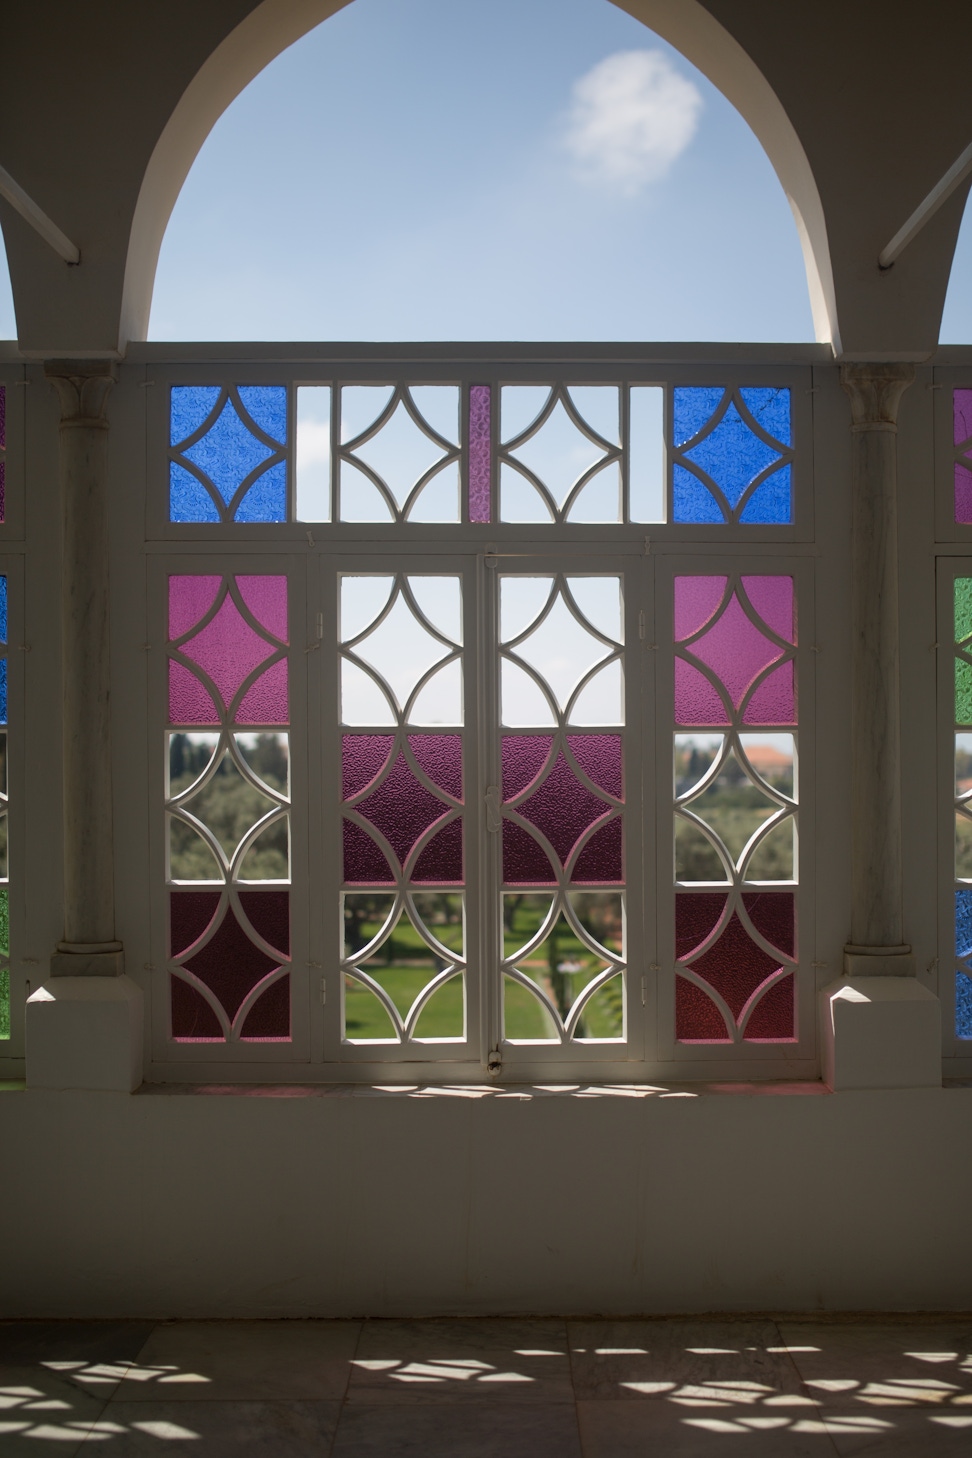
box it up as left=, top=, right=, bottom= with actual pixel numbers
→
left=169, top=576, right=287, bottom=726
left=957, top=972, right=972, bottom=1040
left=672, top=386, right=792, bottom=523
left=343, top=738, right=462, bottom=883
left=954, top=388, right=972, bottom=447
left=170, top=890, right=289, bottom=1039
left=468, top=384, right=491, bottom=523
left=956, top=579, right=972, bottom=724
left=675, top=576, right=795, bottom=727
left=0, top=574, right=7, bottom=644
left=0, top=887, right=7, bottom=1040
left=675, top=890, right=794, bottom=1041
left=503, top=736, right=621, bottom=884
left=955, top=391, right=972, bottom=524
left=170, top=385, right=286, bottom=523
left=955, top=464, right=972, bottom=526
left=0, top=384, right=6, bottom=524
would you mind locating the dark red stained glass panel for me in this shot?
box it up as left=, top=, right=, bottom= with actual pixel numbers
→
left=239, top=890, right=290, bottom=958
left=411, top=818, right=463, bottom=882
left=572, top=818, right=623, bottom=883
left=675, top=976, right=730, bottom=1042
left=240, top=973, right=291, bottom=1039
left=745, top=972, right=795, bottom=1041
left=183, top=900, right=285, bottom=1023
left=171, top=975, right=223, bottom=1041
left=675, top=893, right=728, bottom=960
left=744, top=891, right=794, bottom=958
left=687, top=910, right=783, bottom=1020
left=170, top=890, right=221, bottom=957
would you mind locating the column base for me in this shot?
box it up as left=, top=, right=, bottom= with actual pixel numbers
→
left=820, top=976, right=941, bottom=1091
left=51, top=942, right=125, bottom=977
left=26, top=975, right=144, bottom=1091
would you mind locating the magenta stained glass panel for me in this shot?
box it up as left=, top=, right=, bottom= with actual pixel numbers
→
left=412, top=819, right=463, bottom=882
left=674, top=659, right=729, bottom=727
left=179, top=595, right=278, bottom=712
left=170, top=889, right=221, bottom=957
left=743, top=661, right=795, bottom=725
left=343, top=819, right=394, bottom=883
left=182, top=894, right=288, bottom=1024
left=171, top=976, right=223, bottom=1040
left=169, top=575, right=222, bottom=640
left=515, top=750, right=611, bottom=863
left=237, top=575, right=288, bottom=641
left=239, top=974, right=290, bottom=1039
left=741, top=576, right=794, bottom=643
left=236, top=659, right=289, bottom=725
left=572, top=818, right=623, bottom=882
left=674, top=575, right=727, bottom=641
left=503, top=819, right=555, bottom=883
left=468, top=385, right=491, bottom=524
left=690, top=595, right=783, bottom=709
left=169, top=660, right=219, bottom=726
left=567, top=735, right=622, bottom=798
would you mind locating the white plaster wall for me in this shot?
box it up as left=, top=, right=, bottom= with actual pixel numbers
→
left=3, top=1084, right=970, bottom=1319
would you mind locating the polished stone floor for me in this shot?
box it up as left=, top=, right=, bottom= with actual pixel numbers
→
left=1, top=1315, right=971, bottom=1455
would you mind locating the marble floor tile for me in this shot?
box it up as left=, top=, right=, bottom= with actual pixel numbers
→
left=77, top=1399, right=341, bottom=1455
left=568, top=1318, right=809, bottom=1403
left=331, top=1399, right=582, bottom=1457
left=775, top=1322, right=972, bottom=1455
left=0, top=1321, right=156, bottom=1368
left=346, top=1317, right=571, bottom=1404
left=577, top=1397, right=841, bottom=1457
left=0, top=1364, right=116, bottom=1457
left=113, top=1320, right=361, bottom=1402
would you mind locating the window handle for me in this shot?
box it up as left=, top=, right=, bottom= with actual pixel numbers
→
left=486, top=786, right=501, bottom=832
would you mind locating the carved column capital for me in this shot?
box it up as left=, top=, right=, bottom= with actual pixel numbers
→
left=44, top=360, right=116, bottom=428
left=840, top=362, right=915, bottom=431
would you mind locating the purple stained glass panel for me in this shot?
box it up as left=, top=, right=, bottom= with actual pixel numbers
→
left=351, top=750, right=453, bottom=871
left=343, top=735, right=394, bottom=799
left=502, top=736, right=554, bottom=801
left=675, top=976, right=730, bottom=1042
left=957, top=463, right=972, bottom=525
left=743, top=661, right=795, bottom=725
left=179, top=595, right=278, bottom=711
left=169, top=660, right=219, bottom=726
left=171, top=976, right=223, bottom=1041
left=572, top=817, right=622, bottom=882
left=409, top=734, right=462, bottom=799
left=503, top=818, right=556, bottom=884
left=343, top=818, right=394, bottom=883
left=236, top=659, right=289, bottom=725
left=237, top=575, right=288, bottom=641
left=182, top=896, right=287, bottom=1024
left=412, top=819, right=463, bottom=882
left=674, top=659, right=729, bottom=727
left=567, top=734, right=622, bottom=799
left=468, top=385, right=491, bottom=524
left=240, top=973, right=290, bottom=1039
left=955, top=388, right=972, bottom=447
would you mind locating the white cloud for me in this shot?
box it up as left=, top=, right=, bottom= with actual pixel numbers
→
left=564, top=50, right=703, bottom=196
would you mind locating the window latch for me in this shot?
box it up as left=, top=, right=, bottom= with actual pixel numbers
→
left=485, top=785, right=501, bottom=832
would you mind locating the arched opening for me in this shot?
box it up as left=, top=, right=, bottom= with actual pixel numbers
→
left=127, top=0, right=833, bottom=348
left=939, top=198, right=972, bottom=342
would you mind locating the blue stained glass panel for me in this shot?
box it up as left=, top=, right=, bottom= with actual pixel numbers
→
left=672, top=464, right=723, bottom=523
left=0, top=659, right=7, bottom=725
left=740, top=387, right=791, bottom=446
left=238, top=386, right=287, bottom=445
left=682, top=401, right=781, bottom=509
left=739, top=465, right=792, bottom=524
left=0, top=575, right=8, bottom=644
left=180, top=399, right=274, bottom=506
left=957, top=971, right=972, bottom=1038
left=234, top=462, right=287, bottom=522
left=673, top=387, right=724, bottom=448
left=170, top=386, right=221, bottom=447
left=170, top=463, right=220, bottom=523
left=956, top=888, right=972, bottom=957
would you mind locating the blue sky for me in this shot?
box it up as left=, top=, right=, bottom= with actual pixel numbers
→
left=0, top=0, right=970, bottom=342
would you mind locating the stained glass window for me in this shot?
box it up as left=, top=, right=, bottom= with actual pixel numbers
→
left=954, top=578, right=972, bottom=1035
left=340, top=575, right=466, bottom=1042
left=337, top=386, right=460, bottom=523
left=672, top=387, right=793, bottom=524
left=166, top=574, right=291, bottom=1041
left=955, top=391, right=972, bottom=525
left=500, top=575, right=625, bottom=1042
left=673, top=574, right=798, bottom=1043
left=0, top=384, right=6, bottom=524
left=169, top=386, right=287, bottom=523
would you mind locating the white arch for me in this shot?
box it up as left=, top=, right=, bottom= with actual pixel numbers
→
left=121, top=0, right=838, bottom=349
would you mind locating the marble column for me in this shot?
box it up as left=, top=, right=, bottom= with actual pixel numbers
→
left=839, top=363, right=914, bottom=972
left=45, top=361, right=123, bottom=976
left=818, top=363, right=939, bottom=1089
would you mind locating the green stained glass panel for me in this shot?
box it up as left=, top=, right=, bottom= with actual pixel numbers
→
left=0, top=967, right=7, bottom=1040
left=958, top=658, right=972, bottom=727
left=956, top=578, right=972, bottom=645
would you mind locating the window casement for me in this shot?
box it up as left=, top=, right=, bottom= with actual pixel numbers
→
left=143, top=360, right=818, bottom=1083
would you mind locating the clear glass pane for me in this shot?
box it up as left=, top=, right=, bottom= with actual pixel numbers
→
left=680, top=747, right=778, bottom=865
left=567, top=386, right=619, bottom=445
left=629, top=385, right=665, bottom=523
left=296, top=385, right=331, bottom=521
left=744, top=818, right=795, bottom=881
left=344, top=975, right=398, bottom=1040
left=504, top=973, right=559, bottom=1042
left=500, top=386, right=551, bottom=443
left=509, top=398, right=606, bottom=511
left=575, top=973, right=625, bottom=1040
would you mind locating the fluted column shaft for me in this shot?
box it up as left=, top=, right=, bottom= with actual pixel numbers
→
left=45, top=361, right=123, bottom=973
left=840, top=362, right=914, bottom=964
